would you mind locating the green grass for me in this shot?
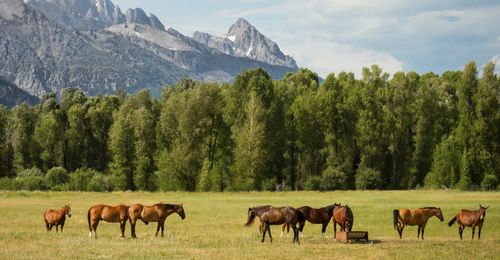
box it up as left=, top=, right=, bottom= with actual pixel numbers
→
left=0, top=190, right=499, bottom=259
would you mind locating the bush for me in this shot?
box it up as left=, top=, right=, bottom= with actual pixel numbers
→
left=15, top=167, right=48, bottom=191
left=87, top=173, right=114, bottom=192
left=481, top=174, right=498, bottom=191
left=45, top=167, right=69, bottom=187
left=15, top=176, right=48, bottom=191
left=355, top=167, right=383, bottom=190
left=304, top=175, right=322, bottom=191
left=321, top=166, right=349, bottom=190
left=68, top=168, right=98, bottom=191
left=0, top=177, right=16, bottom=190
left=17, top=167, right=43, bottom=177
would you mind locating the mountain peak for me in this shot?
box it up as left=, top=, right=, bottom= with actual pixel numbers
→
left=125, top=8, right=164, bottom=30
left=227, top=17, right=254, bottom=36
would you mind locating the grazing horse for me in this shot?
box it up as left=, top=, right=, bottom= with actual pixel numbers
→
left=448, top=205, right=489, bottom=240
left=128, top=203, right=185, bottom=238
left=245, top=206, right=305, bottom=243
left=393, top=207, right=444, bottom=240
left=88, top=204, right=129, bottom=238
left=44, top=204, right=72, bottom=232
left=332, top=204, right=354, bottom=238
left=281, top=204, right=339, bottom=237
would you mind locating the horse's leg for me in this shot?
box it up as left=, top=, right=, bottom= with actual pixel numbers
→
left=417, top=225, right=421, bottom=239
left=161, top=220, right=165, bottom=237
left=55, top=224, right=58, bottom=232
left=321, top=223, right=327, bottom=237
left=397, top=225, right=403, bottom=239
left=472, top=225, right=476, bottom=240
left=61, top=222, right=64, bottom=233
left=120, top=221, right=126, bottom=238
left=155, top=222, right=160, bottom=237
left=45, top=221, right=49, bottom=231
left=267, top=222, right=273, bottom=243
left=333, top=221, right=337, bottom=239
left=478, top=224, right=482, bottom=240
left=281, top=224, right=285, bottom=237
left=90, top=220, right=99, bottom=238
left=261, top=222, right=267, bottom=243
left=458, top=224, right=464, bottom=240
left=292, top=224, right=299, bottom=244
left=130, top=222, right=136, bottom=239
left=421, top=224, right=426, bottom=240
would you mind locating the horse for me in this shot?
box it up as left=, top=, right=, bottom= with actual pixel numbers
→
left=88, top=204, right=129, bottom=238
left=448, top=205, right=489, bottom=240
left=393, top=207, right=444, bottom=240
left=44, top=204, right=72, bottom=232
left=281, top=203, right=339, bottom=237
left=245, top=206, right=305, bottom=243
left=128, top=203, right=185, bottom=238
left=332, top=204, right=354, bottom=238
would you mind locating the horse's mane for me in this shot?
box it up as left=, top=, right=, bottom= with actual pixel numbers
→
left=159, top=203, right=179, bottom=210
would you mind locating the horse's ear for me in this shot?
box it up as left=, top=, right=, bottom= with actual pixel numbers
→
left=180, top=203, right=183, bottom=207
left=485, top=205, right=489, bottom=209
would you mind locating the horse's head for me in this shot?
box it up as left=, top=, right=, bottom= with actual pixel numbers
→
left=436, top=208, right=444, bottom=222
left=479, top=205, right=489, bottom=220
left=245, top=207, right=258, bottom=227
left=176, top=203, right=186, bottom=220
left=65, top=204, right=72, bottom=218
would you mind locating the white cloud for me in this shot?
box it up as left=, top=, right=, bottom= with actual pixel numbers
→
left=284, top=41, right=403, bottom=78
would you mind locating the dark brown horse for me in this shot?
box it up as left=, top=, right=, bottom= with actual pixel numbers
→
left=281, top=204, right=339, bottom=237
left=88, top=204, right=129, bottom=238
left=245, top=206, right=305, bottom=243
left=393, top=207, right=444, bottom=240
left=332, top=204, right=354, bottom=238
left=44, top=204, right=72, bottom=232
left=128, top=203, right=185, bottom=238
left=448, top=205, right=489, bottom=240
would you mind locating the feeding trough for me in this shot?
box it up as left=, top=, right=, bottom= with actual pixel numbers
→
left=335, top=231, right=369, bottom=242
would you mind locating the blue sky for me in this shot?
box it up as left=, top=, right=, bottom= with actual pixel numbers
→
left=114, top=0, right=500, bottom=77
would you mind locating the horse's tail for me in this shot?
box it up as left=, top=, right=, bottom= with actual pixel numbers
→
left=448, top=216, right=457, bottom=227
left=244, top=212, right=256, bottom=227
left=87, top=208, right=91, bottom=231
left=393, top=209, right=399, bottom=229
left=296, top=209, right=306, bottom=232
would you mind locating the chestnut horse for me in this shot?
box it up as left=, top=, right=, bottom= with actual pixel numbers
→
left=88, top=204, right=129, bottom=238
left=281, top=204, right=339, bottom=237
left=393, top=207, right=444, bottom=240
left=44, top=204, right=72, bottom=232
left=245, top=206, right=305, bottom=243
left=128, top=203, right=186, bottom=238
left=332, top=204, right=354, bottom=238
left=448, top=205, right=489, bottom=240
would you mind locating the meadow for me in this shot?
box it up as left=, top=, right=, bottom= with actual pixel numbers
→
left=0, top=190, right=499, bottom=259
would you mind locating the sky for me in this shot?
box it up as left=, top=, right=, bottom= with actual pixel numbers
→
left=114, top=0, right=500, bottom=78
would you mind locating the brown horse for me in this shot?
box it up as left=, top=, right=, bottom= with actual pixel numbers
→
left=332, top=204, right=354, bottom=238
left=88, top=204, right=129, bottom=238
left=393, top=207, right=444, bottom=240
left=245, top=206, right=305, bottom=243
left=128, top=203, right=185, bottom=238
left=281, top=204, right=339, bottom=237
left=448, top=205, right=489, bottom=240
left=44, top=204, right=72, bottom=232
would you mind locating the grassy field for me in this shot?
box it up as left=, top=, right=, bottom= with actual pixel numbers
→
left=0, top=190, right=499, bottom=259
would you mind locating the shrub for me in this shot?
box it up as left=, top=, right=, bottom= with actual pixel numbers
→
left=45, top=167, right=69, bottom=187
left=321, top=166, right=349, bottom=190
left=355, top=167, right=383, bottom=190
left=0, top=177, right=16, bottom=190
left=304, top=175, right=322, bottom=191
left=481, top=174, right=498, bottom=191
left=68, top=168, right=96, bottom=191
left=17, top=167, right=43, bottom=177
left=15, top=167, right=48, bottom=191
left=87, top=173, right=114, bottom=192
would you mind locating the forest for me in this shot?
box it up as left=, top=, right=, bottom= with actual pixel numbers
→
left=0, top=61, right=498, bottom=191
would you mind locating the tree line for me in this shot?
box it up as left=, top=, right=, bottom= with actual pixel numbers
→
left=0, top=61, right=498, bottom=191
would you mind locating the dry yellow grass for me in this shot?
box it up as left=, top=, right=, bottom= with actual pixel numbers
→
left=0, top=190, right=499, bottom=259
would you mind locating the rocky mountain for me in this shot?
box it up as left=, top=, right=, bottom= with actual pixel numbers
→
left=193, top=18, right=297, bottom=68
left=0, top=0, right=297, bottom=99
left=0, top=76, right=39, bottom=107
